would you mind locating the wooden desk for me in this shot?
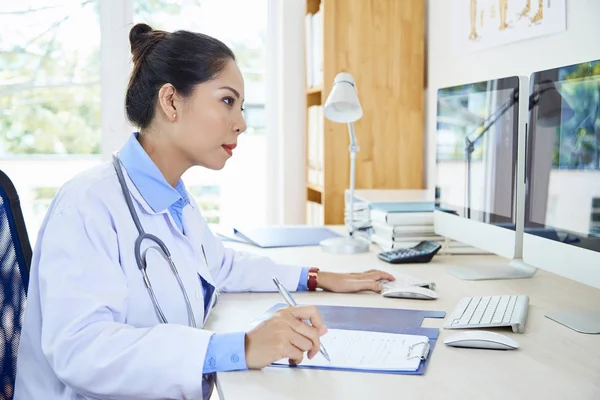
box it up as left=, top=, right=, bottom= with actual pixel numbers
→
left=206, top=241, right=600, bottom=400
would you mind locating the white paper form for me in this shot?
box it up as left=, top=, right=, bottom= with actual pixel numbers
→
left=272, top=329, right=429, bottom=371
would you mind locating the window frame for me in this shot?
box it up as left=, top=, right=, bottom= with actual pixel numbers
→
left=99, top=0, right=134, bottom=160
left=1, top=0, right=283, bottom=233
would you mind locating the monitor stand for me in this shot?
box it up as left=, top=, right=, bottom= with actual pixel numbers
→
left=545, top=311, right=600, bottom=334
left=447, top=259, right=538, bottom=281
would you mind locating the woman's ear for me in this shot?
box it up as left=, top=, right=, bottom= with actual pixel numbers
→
left=157, top=83, right=178, bottom=121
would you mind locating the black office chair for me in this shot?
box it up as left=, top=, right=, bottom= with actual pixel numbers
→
left=0, top=170, right=31, bottom=400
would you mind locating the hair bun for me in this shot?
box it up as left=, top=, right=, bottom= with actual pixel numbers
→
left=129, top=23, right=154, bottom=54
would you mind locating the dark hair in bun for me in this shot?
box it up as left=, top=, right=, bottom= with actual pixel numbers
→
left=125, top=23, right=236, bottom=129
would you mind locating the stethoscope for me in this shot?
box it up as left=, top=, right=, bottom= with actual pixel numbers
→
left=112, top=153, right=202, bottom=327
left=112, top=153, right=225, bottom=398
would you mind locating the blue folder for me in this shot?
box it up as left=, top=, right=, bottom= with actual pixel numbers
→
left=232, top=226, right=342, bottom=248
left=255, top=303, right=446, bottom=375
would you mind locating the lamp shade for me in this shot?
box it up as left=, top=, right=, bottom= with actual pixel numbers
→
left=323, top=72, right=363, bottom=123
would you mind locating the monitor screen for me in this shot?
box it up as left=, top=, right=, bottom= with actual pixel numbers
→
left=526, top=59, right=600, bottom=253
left=436, top=76, right=520, bottom=226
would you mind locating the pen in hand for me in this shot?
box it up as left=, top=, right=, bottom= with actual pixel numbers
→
left=272, top=277, right=331, bottom=362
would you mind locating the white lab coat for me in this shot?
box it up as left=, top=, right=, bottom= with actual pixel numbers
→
left=14, top=162, right=304, bottom=399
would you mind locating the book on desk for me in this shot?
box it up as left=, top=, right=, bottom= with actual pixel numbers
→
left=351, top=190, right=488, bottom=255
left=219, top=226, right=341, bottom=248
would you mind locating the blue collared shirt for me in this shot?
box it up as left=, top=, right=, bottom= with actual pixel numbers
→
left=119, top=133, right=309, bottom=374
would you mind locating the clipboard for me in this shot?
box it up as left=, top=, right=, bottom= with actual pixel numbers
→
left=407, top=341, right=431, bottom=361
left=253, top=304, right=446, bottom=375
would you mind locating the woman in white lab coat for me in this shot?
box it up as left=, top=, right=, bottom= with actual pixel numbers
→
left=14, top=23, right=394, bottom=400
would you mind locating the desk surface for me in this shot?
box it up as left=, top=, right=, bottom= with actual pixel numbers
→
left=206, top=240, right=600, bottom=400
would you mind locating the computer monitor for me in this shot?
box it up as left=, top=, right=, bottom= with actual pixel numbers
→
left=434, top=76, right=536, bottom=280
left=524, top=59, right=600, bottom=333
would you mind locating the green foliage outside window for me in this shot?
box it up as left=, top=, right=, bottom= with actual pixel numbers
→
left=0, top=0, right=264, bottom=155
left=553, top=61, right=600, bottom=169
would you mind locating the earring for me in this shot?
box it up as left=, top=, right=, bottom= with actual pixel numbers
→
left=172, top=113, right=176, bottom=119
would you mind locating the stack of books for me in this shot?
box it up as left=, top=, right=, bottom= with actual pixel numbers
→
left=369, top=207, right=441, bottom=250
left=305, top=4, right=323, bottom=89
left=307, top=104, right=324, bottom=187
left=305, top=2, right=324, bottom=190
left=348, top=189, right=489, bottom=255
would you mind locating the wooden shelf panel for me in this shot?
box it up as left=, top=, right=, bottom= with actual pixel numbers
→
left=306, top=85, right=322, bottom=95
left=319, top=0, right=425, bottom=224
left=307, top=183, right=324, bottom=193
left=306, top=184, right=323, bottom=204
left=304, top=0, right=425, bottom=225
left=307, top=0, right=321, bottom=15
left=306, top=86, right=322, bottom=107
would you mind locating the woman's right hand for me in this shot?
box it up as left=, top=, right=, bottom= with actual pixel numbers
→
left=244, top=305, right=328, bottom=369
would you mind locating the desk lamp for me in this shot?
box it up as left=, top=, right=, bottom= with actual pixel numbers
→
left=319, top=72, right=370, bottom=254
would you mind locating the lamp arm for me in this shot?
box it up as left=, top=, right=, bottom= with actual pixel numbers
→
left=463, top=85, right=551, bottom=219
left=466, top=85, right=553, bottom=152
left=466, top=90, right=518, bottom=151
left=465, top=80, right=560, bottom=149
left=464, top=88, right=517, bottom=217
left=347, top=122, right=359, bottom=236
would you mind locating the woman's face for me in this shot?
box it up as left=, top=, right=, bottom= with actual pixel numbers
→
left=173, top=59, right=246, bottom=170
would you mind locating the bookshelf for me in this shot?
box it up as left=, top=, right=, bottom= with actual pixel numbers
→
left=304, top=0, right=425, bottom=225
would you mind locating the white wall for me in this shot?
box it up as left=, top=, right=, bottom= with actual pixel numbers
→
left=426, top=0, right=600, bottom=188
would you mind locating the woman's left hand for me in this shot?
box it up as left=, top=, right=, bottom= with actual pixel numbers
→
left=317, top=269, right=395, bottom=293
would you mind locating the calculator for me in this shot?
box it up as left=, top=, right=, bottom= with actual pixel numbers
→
left=377, top=241, right=442, bottom=264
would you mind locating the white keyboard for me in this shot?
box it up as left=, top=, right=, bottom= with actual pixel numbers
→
left=380, top=273, right=436, bottom=294
left=443, top=294, right=529, bottom=333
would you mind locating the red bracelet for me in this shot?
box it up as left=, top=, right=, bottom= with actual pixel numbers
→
left=308, top=267, right=319, bottom=291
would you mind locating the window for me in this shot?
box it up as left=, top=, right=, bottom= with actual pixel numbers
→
left=243, top=105, right=266, bottom=133
left=134, top=0, right=268, bottom=228
left=189, top=185, right=221, bottom=224
left=0, top=1, right=102, bottom=238
left=0, top=0, right=268, bottom=239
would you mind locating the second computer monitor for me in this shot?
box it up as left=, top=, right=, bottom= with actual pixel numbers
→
left=524, top=59, right=600, bottom=333
left=525, top=59, right=600, bottom=289
left=434, top=76, right=531, bottom=279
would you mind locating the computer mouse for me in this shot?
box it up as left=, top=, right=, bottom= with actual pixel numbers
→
left=381, top=286, right=438, bottom=300
left=443, top=331, right=519, bottom=350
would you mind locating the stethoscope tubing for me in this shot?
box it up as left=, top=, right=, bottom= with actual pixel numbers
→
left=112, top=153, right=197, bottom=329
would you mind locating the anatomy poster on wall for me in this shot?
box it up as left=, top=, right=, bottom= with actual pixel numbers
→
left=453, top=0, right=566, bottom=54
